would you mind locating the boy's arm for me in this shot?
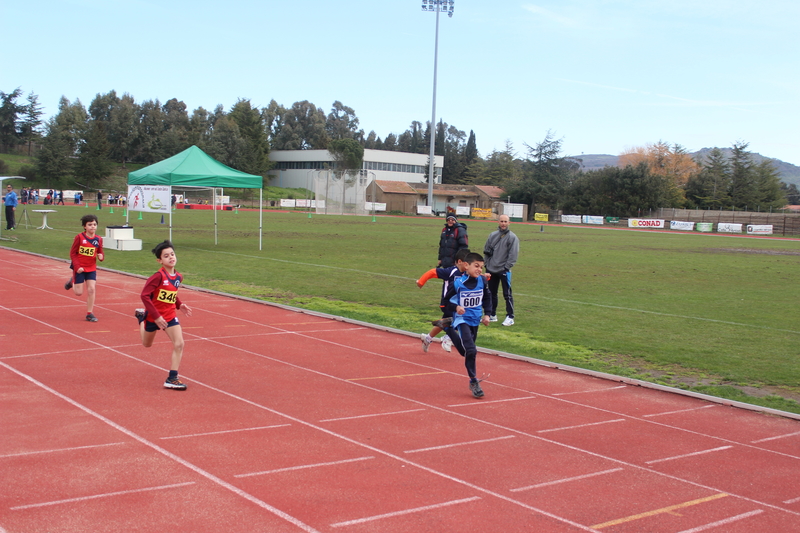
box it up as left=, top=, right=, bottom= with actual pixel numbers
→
left=482, top=283, right=493, bottom=316
left=416, top=268, right=438, bottom=288
left=140, top=274, right=162, bottom=319
left=97, top=237, right=104, bottom=261
left=69, top=234, right=81, bottom=265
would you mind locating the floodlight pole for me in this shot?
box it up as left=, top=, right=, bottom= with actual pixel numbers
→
left=422, top=0, right=454, bottom=210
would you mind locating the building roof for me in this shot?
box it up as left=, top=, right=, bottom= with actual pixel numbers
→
left=475, top=185, right=506, bottom=199
left=408, top=183, right=478, bottom=197
left=376, top=180, right=418, bottom=194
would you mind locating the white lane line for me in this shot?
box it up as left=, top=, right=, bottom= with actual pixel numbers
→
left=319, top=409, right=426, bottom=423
left=329, top=496, right=481, bottom=528
left=235, top=456, right=376, bottom=478
left=447, top=396, right=537, bottom=407
left=675, top=509, right=764, bottom=533
left=537, top=419, right=626, bottom=434
left=160, top=424, right=291, bottom=440
left=553, top=385, right=627, bottom=396
left=0, top=442, right=126, bottom=458
left=783, top=495, right=800, bottom=504
left=10, top=482, right=196, bottom=510
left=646, top=446, right=733, bottom=465
left=510, top=468, right=624, bottom=492
left=751, top=430, right=800, bottom=444
left=643, top=405, right=718, bottom=418
left=404, top=435, right=515, bottom=454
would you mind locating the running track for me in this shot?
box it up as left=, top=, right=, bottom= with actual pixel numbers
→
left=1, top=247, right=799, bottom=533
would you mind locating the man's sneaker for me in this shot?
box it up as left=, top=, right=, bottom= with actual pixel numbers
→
left=432, top=317, right=453, bottom=329
left=441, top=335, right=453, bottom=352
left=134, top=308, right=146, bottom=323
left=469, top=380, right=484, bottom=398
left=64, top=279, right=73, bottom=291
left=164, top=377, right=187, bottom=390
left=420, top=333, right=432, bottom=352
left=489, top=315, right=498, bottom=322
left=502, top=317, right=515, bottom=326
left=85, top=313, right=98, bottom=322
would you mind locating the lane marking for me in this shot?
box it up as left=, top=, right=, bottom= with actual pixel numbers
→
left=405, top=435, right=515, bottom=454
left=591, top=493, right=729, bottom=529
left=0, top=442, right=126, bottom=459
left=783, top=495, right=800, bottom=504
left=10, top=482, right=196, bottom=511
left=751, top=430, right=800, bottom=444
left=674, top=509, right=764, bottom=533
left=553, top=385, right=627, bottom=396
left=320, top=409, right=426, bottom=423
left=32, top=332, right=60, bottom=336
left=236, top=456, right=376, bottom=478
left=346, top=371, right=447, bottom=381
left=646, top=446, right=733, bottom=465
left=644, top=405, right=718, bottom=418
left=537, top=419, right=626, bottom=434
left=447, top=396, right=537, bottom=407
left=510, top=468, right=624, bottom=492
left=329, top=496, right=481, bottom=528
left=160, top=424, right=291, bottom=440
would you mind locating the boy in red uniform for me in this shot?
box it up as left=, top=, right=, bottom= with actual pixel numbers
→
left=134, top=240, right=192, bottom=390
left=64, top=214, right=104, bottom=322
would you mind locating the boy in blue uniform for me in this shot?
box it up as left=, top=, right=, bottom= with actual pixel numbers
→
left=442, top=252, right=492, bottom=398
left=416, top=248, right=470, bottom=352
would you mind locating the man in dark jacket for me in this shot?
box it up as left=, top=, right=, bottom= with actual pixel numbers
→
left=438, top=214, right=468, bottom=268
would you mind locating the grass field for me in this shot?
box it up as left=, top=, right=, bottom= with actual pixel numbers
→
left=4, top=203, right=800, bottom=413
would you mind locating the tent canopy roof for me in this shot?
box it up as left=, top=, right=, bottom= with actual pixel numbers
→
left=128, top=146, right=262, bottom=189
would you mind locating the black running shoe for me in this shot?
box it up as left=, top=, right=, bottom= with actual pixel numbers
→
left=432, top=317, right=453, bottom=329
left=469, top=380, right=484, bottom=398
left=85, top=313, right=98, bottom=322
left=65, top=279, right=73, bottom=290
left=134, top=308, right=146, bottom=323
left=164, top=377, right=187, bottom=390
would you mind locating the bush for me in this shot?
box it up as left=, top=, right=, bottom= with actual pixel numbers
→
left=0, top=159, right=8, bottom=175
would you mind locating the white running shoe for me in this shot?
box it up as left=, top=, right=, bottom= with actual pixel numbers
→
left=489, top=315, right=498, bottom=322
left=502, top=317, right=515, bottom=326
left=421, top=333, right=432, bottom=352
left=441, top=335, right=453, bottom=352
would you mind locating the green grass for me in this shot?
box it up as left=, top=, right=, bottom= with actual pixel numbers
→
left=4, top=204, right=800, bottom=413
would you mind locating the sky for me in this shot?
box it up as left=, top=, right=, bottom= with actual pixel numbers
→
left=3, top=0, right=798, bottom=166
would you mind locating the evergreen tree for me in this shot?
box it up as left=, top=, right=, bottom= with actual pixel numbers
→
left=36, top=117, right=75, bottom=187
left=465, top=130, right=478, bottom=164
left=0, top=88, right=23, bottom=152
left=74, top=121, right=114, bottom=187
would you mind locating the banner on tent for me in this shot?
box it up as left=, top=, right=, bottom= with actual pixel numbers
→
left=128, top=185, right=171, bottom=213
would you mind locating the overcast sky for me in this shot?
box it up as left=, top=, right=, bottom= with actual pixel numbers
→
left=3, top=0, right=798, bottom=165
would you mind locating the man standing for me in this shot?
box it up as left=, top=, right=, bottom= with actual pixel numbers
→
left=483, top=214, right=519, bottom=326
left=437, top=214, right=469, bottom=268
left=4, top=184, right=18, bottom=230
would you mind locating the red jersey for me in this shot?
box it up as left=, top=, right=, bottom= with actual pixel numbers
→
left=140, top=267, right=183, bottom=322
left=69, top=232, right=103, bottom=272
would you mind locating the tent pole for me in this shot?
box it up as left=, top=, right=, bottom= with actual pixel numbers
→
left=259, top=188, right=263, bottom=251
left=214, top=188, right=218, bottom=245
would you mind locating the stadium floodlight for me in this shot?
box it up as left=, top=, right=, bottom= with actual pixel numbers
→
left=421, top=0, right=454, bottom=209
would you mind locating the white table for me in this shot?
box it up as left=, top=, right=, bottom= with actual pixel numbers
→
left=32, top=210, right=57, bottom=230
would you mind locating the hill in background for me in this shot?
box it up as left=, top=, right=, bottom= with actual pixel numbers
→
left=574, top=150, right=800, bottom=187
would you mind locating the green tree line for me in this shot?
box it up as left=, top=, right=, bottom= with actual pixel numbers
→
left=1, top=87, right=792, bottom=217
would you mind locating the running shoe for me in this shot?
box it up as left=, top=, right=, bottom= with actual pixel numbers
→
left=489, top=315, right=498, bottom=322
left=134, top=308, right=146, bottom=323
left=85, top=313, right=98, bottom=322
left=502, top=317, right=515, bottom=326
left=64, top=279, right=73, bottom=291
left=420, top=333, right=432, bottom=353
left=441, top=335, right=453, bottom=353
left=164, top=377, right=187, bottom=390
left=469, top=380, right=484, bottom=398
left=431, top=317, right=453, bottom=329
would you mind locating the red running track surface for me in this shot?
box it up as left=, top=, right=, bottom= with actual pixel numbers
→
left=1, top=247, right=799, bottom=532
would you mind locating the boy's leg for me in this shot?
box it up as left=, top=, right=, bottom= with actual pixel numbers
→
left=140, top=321, right=157, bottom=347
left=164, top=325, right=186, bottom=372
left=459, top=324, right=479, bottom=381
left=85, top=279, right=96, bottom=314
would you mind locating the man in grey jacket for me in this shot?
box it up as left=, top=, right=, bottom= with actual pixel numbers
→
left=483, top=214, right=519, bottom=326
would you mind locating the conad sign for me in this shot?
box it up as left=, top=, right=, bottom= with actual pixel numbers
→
left=628, top=219, right=665, bottom=229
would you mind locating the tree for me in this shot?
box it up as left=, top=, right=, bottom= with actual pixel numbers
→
left=36, top=117, right=75, bottom=187
left=271, top=101, right=328, bottom=150
left=562, top=163, right=668, bottom=217
left=780, top=182, right=800, bottom=205
left=137, top=98, right=165, bottom=164
left=53, top=96, right=88, bottom=156
left=325, top=101, right=362, bottom=141
left=508, top=132, right=579, bottom=214
left=74, top=121, right=114, bottom=187
left=685, top=147, right=730, bottom=208
left=228, top=98, right=270, bottom=175
left=204, top=115, right=248, bottom=170
left=752, top=159, right=785, bottom=210
left=619, top=141, right=700, bottom=207
left=0, top=88, right=23, bottom=152
left=328, top=138, right=364, bottom=178
left=465, top=130, right=478, bottom=164
left=728, top=141, right=757, bottom=208
left=20, top=92, right=44, bottom=155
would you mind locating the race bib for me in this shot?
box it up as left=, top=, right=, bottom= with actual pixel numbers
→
left=78, top=246, right=96, bottom=257
left=157, top=290, right=178, bottom=304
left=459, top=289, right=483, bottom=308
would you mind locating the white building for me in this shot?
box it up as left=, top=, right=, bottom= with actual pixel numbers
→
left=268, top=149, right=444, bottom=189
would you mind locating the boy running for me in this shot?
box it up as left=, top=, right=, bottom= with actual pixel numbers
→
left=443, top=252, right=492, bottom=398
left=64, top=214, right=104, bottom=322
left=416, top=248, right=470, bottom=353
left=134, top=240, right=192, bottom=390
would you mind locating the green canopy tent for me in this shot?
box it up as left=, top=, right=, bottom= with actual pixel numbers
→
left=128, top=146, right=264, bottom=249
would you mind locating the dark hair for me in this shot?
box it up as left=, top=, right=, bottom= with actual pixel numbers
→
left=465, top=252, right=484, bottom=264
left=454, top=248, right=471, bottom=262
left=152, top=240, right=174, bottom=258
left=80, top=214, right=98, bottom=226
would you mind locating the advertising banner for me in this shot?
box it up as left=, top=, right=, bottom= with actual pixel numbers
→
left=697, top=222, right=713, bottom=232
left=471, top=208, right=492, bottom=218
left=127, top=185, right=171, bottom=213
left=628, top=219, right=665, bottom=229
left=456, top=206, right=470, bottom=216
left=365, top=202, right=386, bottom=212
left=717, top=223, right=743, bottom=233
left=582, top=215, right=604, bottom=225
left=605, top=217, right=620, bottom=224
left=417, top=205, right=432, bottom=215
left=534, top=213, right=549, bottom=222
left=670, top=220, right=695, bottom=231
left=562, top=215, right=582, bottom=224
left=280, top=199, right=296, bottom=208
left=746, top=224, right=773, bottom=235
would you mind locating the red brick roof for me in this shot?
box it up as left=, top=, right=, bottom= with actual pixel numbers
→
left=376, top=181, right=418, bottom=194
left=475, top=185, right=505, bottom=198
